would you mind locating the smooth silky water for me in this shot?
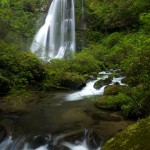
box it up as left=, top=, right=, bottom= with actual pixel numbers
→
left=30, top=0, right=75, bottom=59
left=0, top=92, right=103, bottom=150
left=0, top=71, right=132, bottom=150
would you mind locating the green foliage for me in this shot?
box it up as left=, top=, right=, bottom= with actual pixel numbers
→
left=0, top=41, right=46, bottom=90
left=120, top=33, right=150, bottom=86
left=95, top=84, right=149, bottom=118
left=93, top=31, right=150, bottom=87
left=41, top=59, right=68, bottom=90
left=102, top=32, right=124, bottom=49
left=0, top=0, right=48, bottom=50
left=41, top=51, right=102, bottom=90
left=140, top=12, right=150, bottom=31
left=85, top=0, right=150, bottom=32
left=69, top=51, right=101, bottom=74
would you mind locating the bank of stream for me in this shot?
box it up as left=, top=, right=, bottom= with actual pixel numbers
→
left=0, top=71, right=133, bottom=150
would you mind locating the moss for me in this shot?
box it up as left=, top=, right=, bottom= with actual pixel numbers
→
left=104, top=85, right=127, bottom=95
left=102, top=117, right=150, bottom=150
left=0, top=45, right=46, bottom=91
left=94, top=96, right=112, bottom=110
left=61, top=72, right=86, bottom=90
left=0, top=90, right=50, bottom=112
left=94, top=78, right=112, bottom=89
left=94, top=93, right=131, bottom=112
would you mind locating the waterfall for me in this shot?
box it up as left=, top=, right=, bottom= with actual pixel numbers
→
left=30, top=0, right=75, bottom=60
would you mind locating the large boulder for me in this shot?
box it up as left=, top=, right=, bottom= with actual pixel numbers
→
left=61, top=72, right=86, bottom=90
left=104, top=85, right=127, bottom=95
left=102, top=117, right=150, bottom=150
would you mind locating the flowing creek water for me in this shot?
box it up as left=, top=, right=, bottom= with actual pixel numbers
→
left=0, top=71, right=133, bottom=150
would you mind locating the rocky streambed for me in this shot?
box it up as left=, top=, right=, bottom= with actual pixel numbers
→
left=0, top=70, right=133, bottom=150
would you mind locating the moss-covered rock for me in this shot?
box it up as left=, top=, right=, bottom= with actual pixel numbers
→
left=104, top=85, right=127, bottom=95
left=94, top=92, right=131, bottom=111
left=61, top=72, right=86, bottom=90
left=102, top=117, right=150, bottom=150
left=94, top=96, right=112, bottom=110
left=94, top=78, right=112, bottom=89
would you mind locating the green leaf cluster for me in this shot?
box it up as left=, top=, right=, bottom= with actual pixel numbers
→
left=0, top=41, right=46, bottom=93
left=85, top=0, right=150, bottom=31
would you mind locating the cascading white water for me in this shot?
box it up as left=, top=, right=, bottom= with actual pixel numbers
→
left=65, top=70, right=127, bottom=101
left=30, top=0, right=75, bottom=60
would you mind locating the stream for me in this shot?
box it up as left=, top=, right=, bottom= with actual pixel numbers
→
left=0, top=71, right=132, bottom=150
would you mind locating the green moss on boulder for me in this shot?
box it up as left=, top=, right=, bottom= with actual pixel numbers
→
left=94, top=93, right=130, bottom=111
left=94, top=78, right=112, bottom=89
left=104, top=85, right=127, bottom=95
left=102, top=117, right=150, bottom=150
left=61, top=72, right=86, bottom=90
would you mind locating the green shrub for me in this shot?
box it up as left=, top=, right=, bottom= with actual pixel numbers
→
left=95, top=84, right=149, bottom=118
left=102, top=32, right=124, bottom=49
left=69, top=51, right=102, bottom=74
left=140, top=12, right=150, bottom=31
left=85, top=0, right=150, bottom=32
left=0, top=42, right=46, bottom=90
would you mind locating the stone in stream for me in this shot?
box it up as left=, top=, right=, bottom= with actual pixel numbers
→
left=94, top=78, right=112, bottom=89
left=47, top=130, right=102, bottom=150
left=104, top=85, right=127, bottom=95
left=61, top=72, right=86, bottom=90
left=0, top=125, right=7, bottom=143
left=85, top=130, right=101, bottom=149
left=63, top=130, right=101, bottom=149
